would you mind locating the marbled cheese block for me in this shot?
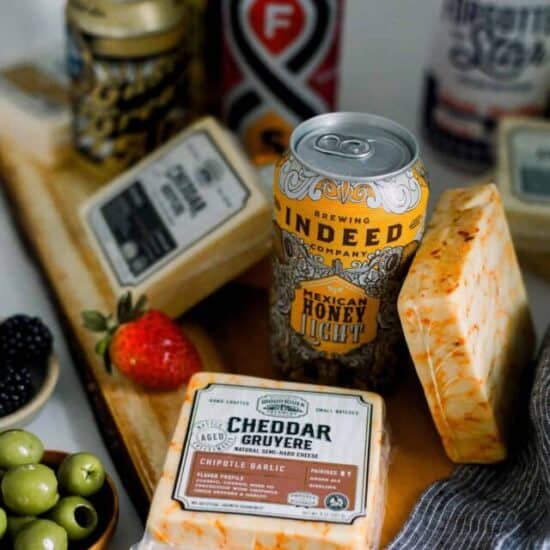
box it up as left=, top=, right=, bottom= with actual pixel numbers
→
left=398, top=184, right=534, bottom=464
left=135, top=372, right=389, bottom=550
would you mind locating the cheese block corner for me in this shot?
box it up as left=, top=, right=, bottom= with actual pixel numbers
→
left=398, top=183, right=534, bottom=464
left=497, top=116, right=550, bottom=253
left=134, top=372, right=389, bottom=550
left=80, top=117, right=271, bottom=318
left=0, top=45, right=71, bottom=167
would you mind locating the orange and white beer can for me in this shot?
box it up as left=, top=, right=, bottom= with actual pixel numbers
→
left=271, top=112, right=430, bottom=392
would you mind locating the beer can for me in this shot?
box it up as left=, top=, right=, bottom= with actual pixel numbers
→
left=221, top=0, right=344, bottom=163
left=66, top=0, right=189, bottom=176
left=271, top=113, right=430, bottom=392
left=423, top=0, right=550, bottom=167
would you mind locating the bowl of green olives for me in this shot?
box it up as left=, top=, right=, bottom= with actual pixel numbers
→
left=0, top=430, right=118, bottom=549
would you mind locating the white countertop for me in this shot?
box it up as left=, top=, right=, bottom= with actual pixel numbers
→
left=0, top=0, right=549, bottom=548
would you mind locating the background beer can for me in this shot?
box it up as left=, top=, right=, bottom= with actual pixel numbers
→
left=185, top=0, right=222, bottom=118
left=271, top=112, right=429, bottom=392
left=221, top=0, right=345, bottom=164
left=66, top=0, right=189, bottom=177
left=423, top=0, right=550, bottom=167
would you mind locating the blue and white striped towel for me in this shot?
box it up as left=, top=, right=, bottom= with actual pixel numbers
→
left=389, top=328, right=550, bottom=550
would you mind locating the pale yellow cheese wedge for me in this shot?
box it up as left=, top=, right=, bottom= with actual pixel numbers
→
left=398, top=184, right=534, bottom=464
left=0, top=47, right=70, bottom=167
left=497, top=116, right=550, bottom=253
left=136, top=372, right=389, bottom=550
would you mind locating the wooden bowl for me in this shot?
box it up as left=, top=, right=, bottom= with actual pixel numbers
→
left=43, top=451, right=119, bottom=550
left=0, top=354, right=59, bottom=430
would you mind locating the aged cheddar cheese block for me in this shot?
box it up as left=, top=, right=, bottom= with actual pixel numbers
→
left=0, top=46, right=70, bottom=166
left=81, top=117, right=271, bottom=318
left=398, top=184, right=534, bottom=464
left=497, top=116, right=550, bottom=253
left=134, top=372, right=389, bottom=550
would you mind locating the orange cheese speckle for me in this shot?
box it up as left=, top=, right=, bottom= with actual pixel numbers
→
left=214, top=520, right=228, bottom=546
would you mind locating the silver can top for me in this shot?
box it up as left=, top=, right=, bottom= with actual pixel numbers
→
left=291, top=112, right=419, bottom=180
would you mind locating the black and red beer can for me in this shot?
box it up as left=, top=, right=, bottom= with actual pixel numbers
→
left=221, top=0, right=345, bottom=163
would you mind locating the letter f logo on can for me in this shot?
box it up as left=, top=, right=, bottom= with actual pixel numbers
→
left=265, top=4, right=294, bottom=39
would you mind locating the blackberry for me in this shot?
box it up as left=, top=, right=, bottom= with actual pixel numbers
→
left=0, top=362, right=34, bottom=417
left=0, top=315, right=53, bottom=362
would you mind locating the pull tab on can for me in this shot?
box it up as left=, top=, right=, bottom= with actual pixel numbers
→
left=314, top=133, right=374, bottom=159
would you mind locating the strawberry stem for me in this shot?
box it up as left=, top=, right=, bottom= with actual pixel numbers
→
left=82, top=293, right=148, bottom=375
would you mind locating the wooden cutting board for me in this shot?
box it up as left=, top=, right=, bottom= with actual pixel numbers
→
left=0, top=142, right=453, bottom=547
left=517, top=251, right=550, bottom=281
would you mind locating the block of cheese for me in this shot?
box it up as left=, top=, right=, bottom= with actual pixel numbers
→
left=81, top=117, right=271, bottom=317
left=497, top=116, right=550, bottom=252
left=398, top=184, right=534, bottom=464
left=134, top=372, right=389, bottom=550
left=0, top=46, right=70, bottom=166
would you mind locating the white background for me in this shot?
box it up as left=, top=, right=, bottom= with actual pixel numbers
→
left=0, top=0, right=549, bottom=547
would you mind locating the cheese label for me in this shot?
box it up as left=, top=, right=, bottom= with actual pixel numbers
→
left=508, top=127, right=550, bottom=203
left=86, top=130, right=251, bottom=286
left=173, top=383, right=373, bottom=524
left=0, top=54, right=68, bottom=116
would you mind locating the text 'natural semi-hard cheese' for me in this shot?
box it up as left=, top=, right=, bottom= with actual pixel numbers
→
left=0, top=46, right=70, bottom=166
left=81, top=117, right=271, bottom=318
left=398, top=184, right=535, bottom=464
left=135, top=373, right=389, bottom=550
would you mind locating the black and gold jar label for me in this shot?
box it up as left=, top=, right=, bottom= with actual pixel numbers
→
left=67, top=23, right=189, bottom=176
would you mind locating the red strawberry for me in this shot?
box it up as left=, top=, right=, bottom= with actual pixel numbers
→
left=82, top=293, right=202, bottom=390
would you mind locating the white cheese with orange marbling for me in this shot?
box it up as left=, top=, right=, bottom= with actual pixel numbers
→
left=134, top=372, right=389, bottom=550
left=398, top=184, right=534, bottom=464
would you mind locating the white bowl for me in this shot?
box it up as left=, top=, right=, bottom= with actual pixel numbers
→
left=0, top=354, right=59, bottom=430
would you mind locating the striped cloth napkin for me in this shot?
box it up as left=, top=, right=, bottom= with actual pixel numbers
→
left=389, top=329, right=550, bottom=550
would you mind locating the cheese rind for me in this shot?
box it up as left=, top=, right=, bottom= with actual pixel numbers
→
left=398, top=184, right=534, bottom=464
left=81, top=117, right=271, bottom=318
left=0, top=47, right=70, bottom=166
left=135, top=372, right=389, bottom=550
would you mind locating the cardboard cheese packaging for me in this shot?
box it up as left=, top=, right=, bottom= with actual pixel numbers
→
left=0, top=46, right=70, bottom=166
left=497, top=116, right=550, bottom=253
left=81, top=117, right=271, bottom=318
left=133, top=372, right=389, bottom=550
left=398, top=184, right=534, bottom=464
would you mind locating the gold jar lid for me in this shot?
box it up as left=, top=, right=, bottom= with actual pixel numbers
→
left=66, top=0, right=186, bottom=39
